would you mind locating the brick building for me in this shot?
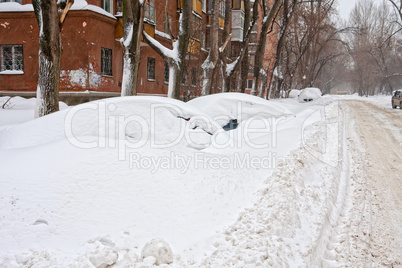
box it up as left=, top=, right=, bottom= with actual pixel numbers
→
left=0, top=0, right=276, bottom=99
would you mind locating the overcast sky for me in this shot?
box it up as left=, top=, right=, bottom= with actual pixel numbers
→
left=338, top=0, right=358, bottom=20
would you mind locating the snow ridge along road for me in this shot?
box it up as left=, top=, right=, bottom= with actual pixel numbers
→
left=328, top=100, right=402, bottom=267
left=199, top=101, right=351, bottom=267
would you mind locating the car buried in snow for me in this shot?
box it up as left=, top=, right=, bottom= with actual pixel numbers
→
left=392, top=90, right=402, bottom=109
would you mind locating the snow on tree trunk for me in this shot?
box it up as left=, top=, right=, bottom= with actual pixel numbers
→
left=33, top=0, right=73, bottom=117
left=33, top=0, right=61, bottom=117
left=121, top=0, right=145, bottom=97
left=142, top=2, right=191, bottom=100
left=168, top=63, right=179, bottom=99
left=258, top=70, right=268, bottom=98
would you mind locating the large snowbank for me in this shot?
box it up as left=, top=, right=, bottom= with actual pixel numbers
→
left=0, top=96, right=67, bottom=127
left=0, top=94, right=355, bottom=267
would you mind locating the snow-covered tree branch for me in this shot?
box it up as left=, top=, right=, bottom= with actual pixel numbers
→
left=142, top=1, right=192, bottom=99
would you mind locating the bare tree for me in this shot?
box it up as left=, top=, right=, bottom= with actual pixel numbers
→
left=143, top=1, right=192, bottom=99
left=250, top=0, right=282, bottom=96
left=32, top=0, right=73, bottom=117
left=264, top=0, right=297, bottom=99
left=348, top=0, right=402, bottom=95
left=388, top=0, right=402, bottom=26
left=220, top=0, right=260, bottom=93
left=120, top=0, right=146, bottom=96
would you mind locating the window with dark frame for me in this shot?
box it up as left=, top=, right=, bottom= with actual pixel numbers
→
left=0, top=44, right=23, bottom=72
left=191, top=67, right=197, bottom=86
left=101, top=47, right=112, bottom=76
left=147, top=57, right=155, bottom=81
left=164, top=61, right=169, bottom=83
left=247, top=79, right=253, bottom=89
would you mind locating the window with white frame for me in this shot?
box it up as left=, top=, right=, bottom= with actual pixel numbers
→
left=191, top=14, right=202, bottom=40
left=200, top=31, right=205, bottom=49
left=1, top=45, right=23, bottom=72
left=219, top=0, right=225, bottom=18
left=164, top=15, right=172, bottom=35
left=101, top=47, right=112, bottom=76
left=202, top=0, right=206, bottom=12
left=101, top=0, right=113, bottom=13
left=232, top=10, right=245, bottom=41
left=145, top=0, right=155, bottom=23
left=147, top=57, right=155, bottom=81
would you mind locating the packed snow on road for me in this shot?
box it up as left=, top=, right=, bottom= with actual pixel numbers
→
left=0, top=93, right=401, bottom=267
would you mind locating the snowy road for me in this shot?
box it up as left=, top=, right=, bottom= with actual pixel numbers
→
left=331, top=100, right=402, bottom=267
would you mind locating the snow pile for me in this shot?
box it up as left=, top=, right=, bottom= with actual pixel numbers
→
left=288, top=89, right=300, bottom=98
left=141, top=238, right=173, bottom=265
left=0, top=96, right=67, bottom=127
left=299, top=87, right=322, bottom=103
left=200, top=101, right=347, bottom=266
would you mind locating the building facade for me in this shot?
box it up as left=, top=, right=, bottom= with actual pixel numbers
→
left=0, top=0, right=276, bottom=98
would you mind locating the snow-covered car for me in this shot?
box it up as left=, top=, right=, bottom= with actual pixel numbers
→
left=188, top=92, right=293, bottom=128
left=392, top=90, right=402, bottom=109
left=298, top=87, right=322, bottom=103
left=0, top=96, right=222, bottom=149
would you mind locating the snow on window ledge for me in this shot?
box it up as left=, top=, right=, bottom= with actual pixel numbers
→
left=0, top=70, right=24, bottom=75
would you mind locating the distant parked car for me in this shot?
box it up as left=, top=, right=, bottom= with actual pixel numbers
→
left=299, top=87, right=322, bottom=103
left=392, top=90, right=402, bottom=109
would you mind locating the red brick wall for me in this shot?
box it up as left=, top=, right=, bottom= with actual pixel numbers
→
left=0, top=12, right=39, bottom=91
left=0, top=10, right=122, bottom=92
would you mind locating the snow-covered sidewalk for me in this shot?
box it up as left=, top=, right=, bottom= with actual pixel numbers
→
left=1, top=94, right=400, bottom=267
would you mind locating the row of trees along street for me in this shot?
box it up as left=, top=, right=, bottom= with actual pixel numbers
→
left=32, top=0, right=402, bottom=117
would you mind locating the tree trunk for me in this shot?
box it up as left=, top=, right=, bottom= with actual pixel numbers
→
left=221, top=0, right=232, bottom=92
left=121, top=0, right=145, bottom=96
left=33, top=0, right=61, bottom=117
left=251, top=0, right=282, bottom=96
left=32, top=0, right=73, bottom=117
left=201, top=0, right=220, bottom=96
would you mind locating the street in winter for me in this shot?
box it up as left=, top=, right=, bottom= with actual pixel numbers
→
left=0, top=0, right=401, bottom=267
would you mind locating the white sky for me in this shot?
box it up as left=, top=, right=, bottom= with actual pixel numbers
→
left=338, top=0, right=358, bottom=20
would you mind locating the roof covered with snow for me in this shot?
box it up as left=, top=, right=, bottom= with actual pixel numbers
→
left=0, top=0, right=116, bottom=19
